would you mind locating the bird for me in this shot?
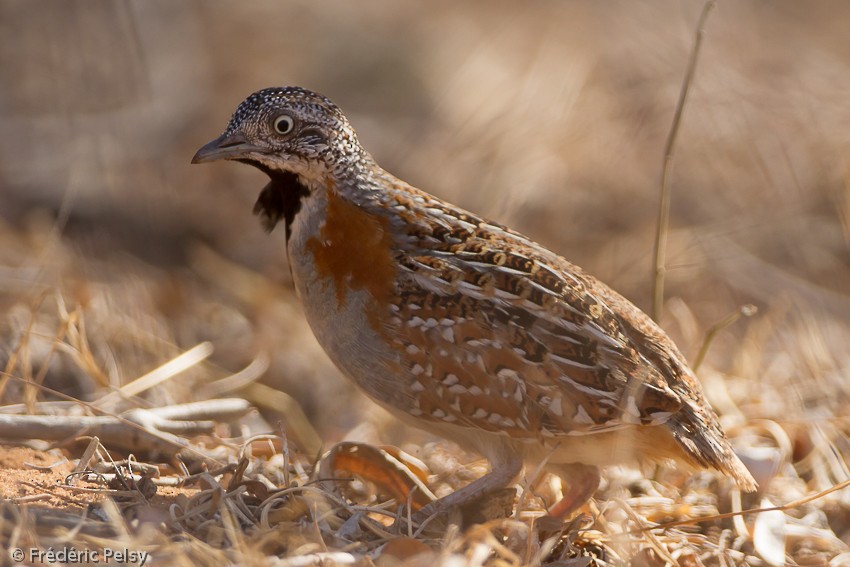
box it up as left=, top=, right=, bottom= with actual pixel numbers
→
left=192, top=86, right=757, bottom=520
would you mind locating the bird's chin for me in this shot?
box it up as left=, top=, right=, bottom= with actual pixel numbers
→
left=250, top=156, right=328, bottom=187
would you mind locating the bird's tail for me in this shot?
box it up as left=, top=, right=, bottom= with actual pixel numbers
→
left=669, top=401, right=758, bottom=492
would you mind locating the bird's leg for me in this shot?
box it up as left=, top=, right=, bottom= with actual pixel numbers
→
left=547, top=463, right=601, bottom=519
left=411, top=450, right=523, bottom=523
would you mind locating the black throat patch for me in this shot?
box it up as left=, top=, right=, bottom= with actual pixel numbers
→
left=247, top=164, right=311, bottom=240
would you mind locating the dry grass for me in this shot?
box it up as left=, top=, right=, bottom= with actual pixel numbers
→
left=1, top=1, right=849, bottom=565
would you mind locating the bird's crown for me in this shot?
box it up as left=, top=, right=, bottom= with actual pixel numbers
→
left=224, top=86, right=345, bottom=137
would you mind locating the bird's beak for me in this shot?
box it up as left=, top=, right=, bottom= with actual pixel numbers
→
left=191, top=133, right=263, bottom=164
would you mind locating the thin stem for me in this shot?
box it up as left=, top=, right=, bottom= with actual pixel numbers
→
left=693, top=304, right=758, bottom=372
left=651, top=0, right=716, bottom=322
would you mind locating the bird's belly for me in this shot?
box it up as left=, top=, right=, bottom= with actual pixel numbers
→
left=287, top=246, right=421, bottom=413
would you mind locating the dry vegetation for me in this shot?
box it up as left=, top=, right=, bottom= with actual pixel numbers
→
left=1, top=1, right=849, bottom=565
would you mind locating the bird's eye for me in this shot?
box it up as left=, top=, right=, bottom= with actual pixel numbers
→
left=272, top=114, right=295, bottom=135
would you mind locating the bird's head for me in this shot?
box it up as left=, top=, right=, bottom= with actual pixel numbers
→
left=193, top=86, right=372, bottom=234
left=192, top=86, right=365, bottom=182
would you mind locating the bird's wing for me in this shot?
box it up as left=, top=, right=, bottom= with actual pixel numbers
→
left=383, top=192, right=686, bottom=440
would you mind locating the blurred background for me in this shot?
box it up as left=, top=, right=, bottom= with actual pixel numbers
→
left=1, top=0, right=849, bottom=452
